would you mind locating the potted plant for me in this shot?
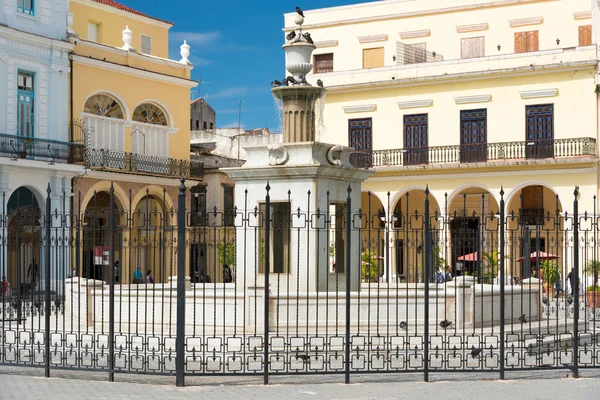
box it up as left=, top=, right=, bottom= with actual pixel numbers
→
left=19, top=138, right=33, bottom=158
left=218, top=242, right=236, bottom=282
left=585, top=259, right=600, bottom=308
left=541, top=260, right=559, bottom=298
left=361, top=249, right=380, bottom=283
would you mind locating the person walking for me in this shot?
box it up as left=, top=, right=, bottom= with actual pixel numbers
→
left=133, top=267, right=143, bottom=284
left=27, top=259, right=39, bottom=290
left=146, top=270, right=154, bottom=284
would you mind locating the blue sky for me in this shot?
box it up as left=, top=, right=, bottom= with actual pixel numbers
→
left=123, top=0, right=376, bottom=132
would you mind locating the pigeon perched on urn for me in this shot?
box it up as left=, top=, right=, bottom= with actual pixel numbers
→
left=296, top=6, right=304, bottom=17
left=303, top=32, right=314, bottom=44
left=286, top=30, right=296, bottom=41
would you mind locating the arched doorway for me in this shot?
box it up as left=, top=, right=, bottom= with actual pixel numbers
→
left=505, top=184, right=564, bottom=282
left=81, top=191, right=123, bottom=282
left=130, top=194, right=168, bottom=283
left=447, top=187, right=500, bottom=282
left=390, top=189, right=442, bottom=283
left=6, top=187, right=42, bottom=293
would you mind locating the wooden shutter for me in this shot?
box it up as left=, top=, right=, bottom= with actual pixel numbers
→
left=514, top=32, right=526, bottom=53
left=461, top=38, right=472, bottom=59
left=462, top=37, right=484, bottom=59
left=363, top=47, right=384, bottom=69
left=522, top=185, right=543, bottom=210
left=314, top=53, right=333, bottom=73
left=141, top=35, right=152, bottom=55
left=526, top=31, right=539, bottom=52
left=579, top=25, right=592, bottom=46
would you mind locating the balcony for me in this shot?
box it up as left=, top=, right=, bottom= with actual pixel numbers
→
left=84, top=149, right=204, bottom=180
left=371, top=137, right=596, bottom=168
left=0, top=133, right=85, bottom=164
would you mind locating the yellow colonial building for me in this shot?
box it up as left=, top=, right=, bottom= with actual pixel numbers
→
left=285, top=0, right=599, bottom=282
left=67, top=0, right=200, bottom=283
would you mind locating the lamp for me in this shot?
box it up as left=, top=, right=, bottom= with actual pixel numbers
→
left=392, top=55, right=396, bottom=62
left=556, top=38, right=560, bottom=45
left=432, top=51, right=436, bottom=58
left=497, top=44, right=501, bottom=51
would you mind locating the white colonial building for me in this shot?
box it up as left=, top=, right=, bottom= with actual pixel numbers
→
left=0, top=1, right=83, bottom=289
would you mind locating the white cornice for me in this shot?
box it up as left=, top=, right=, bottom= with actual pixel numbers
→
left=456, top=23, right=489, bottom=33
left=72, top=55, right=198, bottom=88
left=397, top=99, right=433, bottom=109
left=76, top=39, right=192, bottom=71
left=519, top=88, right=558, bottom=99
left=509, top=17, right=543, bottom=27
left=0, top=53, right=8, bottom=62
left=71, top=0, right=173, bottom=28
left=343, top=104, right=377, bottom=113
left=573, top=11, right=592, bottom=20
left=399, top=29, right=430, bottom=40
left=325, top=61, right=593, bottom=95
left=0, top=26, right=74, bottom=52
left=283, top=0, right=550, bottom=32
left=454, top=95, right=492, bottom=104
left=315, top=40, right=338, bottom=48
left=358, top=34, right=388, bottom=43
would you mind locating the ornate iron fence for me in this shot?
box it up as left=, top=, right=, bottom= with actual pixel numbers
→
left=1, top=182, right=599, bottom=386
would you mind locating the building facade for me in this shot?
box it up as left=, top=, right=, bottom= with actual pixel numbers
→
left=68, top=0, right=200, bottom=283
left=285, top=0, right=600, bottom=282
left=0, top=0, right=83, bottom=288
left=190, top=98, right=216, bottom=131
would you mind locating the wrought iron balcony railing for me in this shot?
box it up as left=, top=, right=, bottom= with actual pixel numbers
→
left=0, top=133, right=85, bottom=164
left=84, top=148, right=204, bottom=179
left=370, top=137, right=596, bottom=168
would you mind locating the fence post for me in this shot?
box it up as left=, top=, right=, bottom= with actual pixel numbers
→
left=44, top=184, right=51, bottom=378
left=264, top=183, right=271, bottom=385
left=176, top=178, right=187, bottom=387
left=499, top=187, right=505, bottom=380
left=423, top=186, right=431, bottom=382
left=108, top=183, right=115, bottom=382
left=345, top=185, right=352, bottom=384
left=572, top=187, right=580, bottom=378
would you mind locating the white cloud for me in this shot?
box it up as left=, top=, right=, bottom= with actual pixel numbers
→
left=209, top=87, right=249, bottom=99
left=170, top=31, right=222, bottom=46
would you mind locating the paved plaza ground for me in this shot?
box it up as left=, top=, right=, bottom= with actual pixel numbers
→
left=0, top=366, right=599, bottom=399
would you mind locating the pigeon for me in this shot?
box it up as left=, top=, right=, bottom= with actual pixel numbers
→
left=542, top=296, right=549, bottom=305
left=286, top=30, right=296, bottom=41
left=440, top=320, right=452, bottom=329
left=519, top=314, right=527, bottom=323
left=298, top=75, right=308, bottom=84
left=470, top=346, right=482, bottom=358
left=303, top=32, right=314, bottom=44
left=316, top=79, right=323, bottom=87
left=296, top=6, right=304, bottom=17
left=271, top=80, right=282, bottom=88
left=399, top=321, right=408, bottom=331
left=286, top=75, right=298, bottom=85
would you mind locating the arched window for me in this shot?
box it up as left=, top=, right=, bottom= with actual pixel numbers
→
left=131, top=103, right=170, bottom=158
left=132, top=103, right=168, bottom=126
left=83, top=93, right=125, bottom=158
left=84, top=94, right=124, bottom=119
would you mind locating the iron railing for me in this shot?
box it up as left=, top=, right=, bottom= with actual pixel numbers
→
left=84, top=148, right=204, bottom=179
left=372, top=137, right=597, bottom=167
left=0, top=133, right=85, bottom=164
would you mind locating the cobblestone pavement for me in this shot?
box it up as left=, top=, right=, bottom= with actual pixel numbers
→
left=0, top=367, right=599, bottom=400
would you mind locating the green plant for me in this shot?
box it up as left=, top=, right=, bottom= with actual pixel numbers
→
left=587, top=285, right=600, bottom=292
left=361, top=249, right=380, bottom=282
left=218, top=242, right=236, bottom=267
left=541, top=260, right=559, bottom=286
left=482, top=251, right=500, bottom=282
left=585, top=259, right=600, bottom=288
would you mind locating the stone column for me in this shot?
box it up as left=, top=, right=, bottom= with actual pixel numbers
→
left=272, top=86, right=324, bottom=143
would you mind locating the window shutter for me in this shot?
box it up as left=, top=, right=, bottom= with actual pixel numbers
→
left=363, top=47, right=384, bottom=69
left=461, top=38, right=472, bottom=59
left=579, top=25, right=592, bottom=46
left=88, top=23, right=99, bottom=42
left=526, top=31, right=538, bottom=52
left=476, top=36, right=485, bottom=57
left=514, top=32, right=526, bottom=53
left=314, top=53, right=333, bottom=73
left=141, top=35, right=152, bottom=55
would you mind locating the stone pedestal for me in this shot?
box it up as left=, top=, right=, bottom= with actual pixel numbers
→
left=272, top=86, right=324, bottom=143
